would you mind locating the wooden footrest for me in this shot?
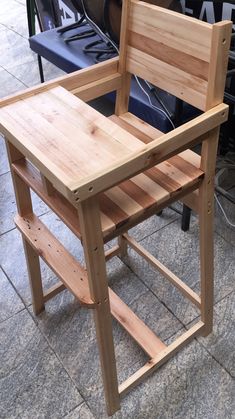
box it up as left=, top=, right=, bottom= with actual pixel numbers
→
left=15, top=213, right=166, bottom=357
left=14, top=213, right=95, bottom=307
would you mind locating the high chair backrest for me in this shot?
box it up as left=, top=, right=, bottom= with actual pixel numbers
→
left=116, top=0, right=232, bottom=113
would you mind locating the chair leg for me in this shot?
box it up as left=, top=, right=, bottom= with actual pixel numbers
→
left=78, top=198, right=120, bottom=415
left=199, top=129, right=219, bottom=337
left=118, top=235, right=128, bottom=258
left=37, top=55, right=44, bottom=83
left=5, top=141, right=45, bottom=315
left=181, top=205, right=191, bottom=231
left=23, top=239, right=45, bottom=315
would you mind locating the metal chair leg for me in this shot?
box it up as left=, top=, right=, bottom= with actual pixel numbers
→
left=37, top=55, right=44, bottom=83
left=181, top=205, right=191, bottom=231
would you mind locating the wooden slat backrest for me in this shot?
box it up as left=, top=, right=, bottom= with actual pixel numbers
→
left=117, top=0, right=232, bottom=112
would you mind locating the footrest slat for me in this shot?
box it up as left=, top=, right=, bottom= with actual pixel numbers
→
left=14, top=213, right=95, bottom=308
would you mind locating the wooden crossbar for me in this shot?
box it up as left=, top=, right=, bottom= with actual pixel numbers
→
left=119, top=321, right=205, bottom=397
left=123, top=234, right=201, bottom=308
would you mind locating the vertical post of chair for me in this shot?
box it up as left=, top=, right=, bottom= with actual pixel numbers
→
left=6, top=141, right=44, bottom=315
left=199, top=128, right=220, bottom=336
left=78, top=197, right=120, bottom=416
left=115, top=0, right=131, bottom=116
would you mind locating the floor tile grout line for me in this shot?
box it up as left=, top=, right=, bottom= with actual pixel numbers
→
left=25, top=303, right=93, bottom=408
left=135, top=215, right=180, bottom=243
left=120, top=254, right=188, bottom=331
left=195, top=337, right=234, bottom=379
left=0, top=264, right=28, bottom=310
left=61, top=401, right=91, bottom=419
left=0, top=169, right=10, bottom=176
left=215, top=228, right=235, bottom=249
left=0, top=306, right=25, bottom=325
left=2, top=66, right=29, bottom=88
left=0, top=21, right=29, bottom=41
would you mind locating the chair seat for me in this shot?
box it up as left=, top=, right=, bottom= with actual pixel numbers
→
left=100, top=151, right=203, bottom=238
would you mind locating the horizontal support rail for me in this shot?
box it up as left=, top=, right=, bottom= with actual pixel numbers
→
left=109, top=288, right=166, bottom=358
left=119, top=321, right=205, bottom=397
left=43, top=282, right=66, bottom=303
left=0, top=57, right=119, bottom=108
left=72, top=74, right=122, bottom=102
left=123, top=234, right=201, bottom=308
left=105, top=245, right=121, bottom=262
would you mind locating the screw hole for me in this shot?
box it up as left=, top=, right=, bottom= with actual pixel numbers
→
left=89, top=186, right=93, bottom=192
left=94, top=247, right=98, bottom=252
left=75, top=197, right=80, bottom=202
left=80, top=277, right=83, bottom=281
left=222, top=38, right=226, bottom=45
left=34, top=239, right=37, bottom=242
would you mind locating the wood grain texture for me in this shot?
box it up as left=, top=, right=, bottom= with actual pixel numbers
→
left=119, top=321, right=205, bottom=396
left=199, top=128, right=220, bottom=336
left=78, top=197, right=120, bottom=415
left=14, top=213, right=95, bottom=307
left=0, top=57, right=119, bottom=108
left=127, top=46, right=208, bottom=110
left=129, top=0, right=212, bottom=62
left=206, top=21, right=232, bottom=110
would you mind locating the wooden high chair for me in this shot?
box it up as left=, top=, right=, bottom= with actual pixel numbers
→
left=0, top=1, right=231, bottom=415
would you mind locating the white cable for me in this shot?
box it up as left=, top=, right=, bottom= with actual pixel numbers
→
left=214, top=193, right=235, bottom=228
left=134, top=76, right=176, bottom=130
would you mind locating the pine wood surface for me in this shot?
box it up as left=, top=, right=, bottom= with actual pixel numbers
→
left=12, top=145, right=203, bottom=241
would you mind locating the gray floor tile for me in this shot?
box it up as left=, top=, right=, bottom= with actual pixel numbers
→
left=0, top=0, right=23, bottom=21
left=197, top=291, right=235, bottom=378
left=0, top=171, right=49, bottom=235
left=1, top=9, right=29, bottom=39
left=0, top=266, right=24, bottom=322
left=124, top=216, right=235, bottom=325
left=86, top=339, right=234, bottom=419
left=0, top=28, right=36, bottom=71
left=8, top=58, right=66, bottom=88
left=0, top=135, right=9, bottom=175
left=215, top=189, right=235, bottom=246
left=0, top=67, right=26, bottom=98
left=64, top=403, right=95, bottom=419
left=0, top=309, right=82, bottom=419
left=129, top=207, right=180, bottom=242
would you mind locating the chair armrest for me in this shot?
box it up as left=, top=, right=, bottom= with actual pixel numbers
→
left=0, top=57, right=120, bottom=108
left=70, top=103, right=228, bottom=204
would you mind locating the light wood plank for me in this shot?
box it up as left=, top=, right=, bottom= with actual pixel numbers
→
left=129, top=0, right=212, bottom=62
left=71, top=73, right=122, bottom=102
left=43, top=282, right=66, bottom=303
left=129, top=31, right=209, bottom=81
left=14, top=213, right=95, bottom=307
left=0, top=57, right=119, bottom=108
left=199, top=128, right=220, bottom=336
left=6, top=141, right=44, bottom=315
left=68, top=104, right=227, bottom=202
left=127, top=46, right=208, bottom=110
left=115, top=0, right=132, bottom=115
left=206, top=21, right=232, bottom=109
left=119, top=321, right=205, bottom=397
left=110, top=113, right=162, bottom=144
left=109, top=288, right=166, bottom=357
left=78, top=198, right=120, bottom=415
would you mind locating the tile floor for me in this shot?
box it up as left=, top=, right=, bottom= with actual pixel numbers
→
left=0, top=1, right=234, bottom=418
